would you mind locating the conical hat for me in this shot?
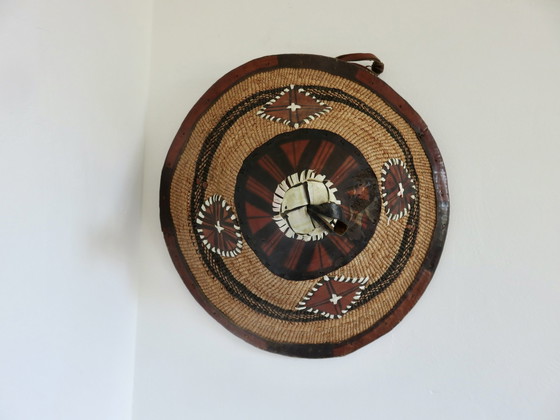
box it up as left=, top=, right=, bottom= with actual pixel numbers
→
left=160, top=53, right=449, bottom=358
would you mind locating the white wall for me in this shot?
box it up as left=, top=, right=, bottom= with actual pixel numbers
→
left=2, top=1, right=559, bottom=419
left=133, top=1, right=560, bottom=420
left=0, top=1, right=152, bottom=419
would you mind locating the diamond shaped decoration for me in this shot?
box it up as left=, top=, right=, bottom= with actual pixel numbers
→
left=256, top=85, right=332, bottom=128
left=296, top=275, right=369, bottom=319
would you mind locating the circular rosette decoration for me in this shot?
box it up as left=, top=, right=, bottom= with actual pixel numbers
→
left=196, top=195, right=242, bottom=257
left=381, top=158, right=417, bottom=222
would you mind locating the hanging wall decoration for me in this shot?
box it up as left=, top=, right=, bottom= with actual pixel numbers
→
left=160, top=53, right=449, bottom=358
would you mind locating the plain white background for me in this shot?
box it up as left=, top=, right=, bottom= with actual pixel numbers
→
left=2, top=0, right=560, bottom=419
left=0, top=0, right=151, bottom=419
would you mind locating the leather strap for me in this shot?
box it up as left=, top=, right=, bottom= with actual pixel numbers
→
left=336, top=53, right=384, bottom=75
left=307, top=203, right=348, bottom=235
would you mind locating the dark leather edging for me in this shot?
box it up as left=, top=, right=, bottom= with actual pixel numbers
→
left=160, top=53, right=449, bottom=358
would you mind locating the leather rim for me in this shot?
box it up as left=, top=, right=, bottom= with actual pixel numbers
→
left=160, top=54, right=449, bottom=358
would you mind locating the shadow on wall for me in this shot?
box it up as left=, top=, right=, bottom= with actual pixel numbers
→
left=86, top=141, right=145, bottom=294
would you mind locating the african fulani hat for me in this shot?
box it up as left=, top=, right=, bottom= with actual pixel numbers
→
left=160, top=53, right=449, bottom=358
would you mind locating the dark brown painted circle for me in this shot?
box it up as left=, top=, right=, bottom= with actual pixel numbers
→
left=235, top=128, right=380, bottom=281
left=160, top=54, right=449, bottom=358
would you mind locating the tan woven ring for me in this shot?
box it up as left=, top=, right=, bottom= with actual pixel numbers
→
left=160, top=54, right=449, bottom=358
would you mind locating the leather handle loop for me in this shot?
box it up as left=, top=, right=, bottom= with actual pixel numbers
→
left=336, top=53, right=384, bottom=75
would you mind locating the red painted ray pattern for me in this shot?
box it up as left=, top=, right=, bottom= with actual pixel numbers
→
left=256, top=85, right=332, bottom=128
left=296, top=276, right=369, bottom=319
left=360, top=212, right=370, bottom=229
left=285, top=240, right=306, bottom=271
left=196, top=195, right=242, bottom=257
left=307, top=244, right=333, bottom=272
left=280, top=139, right=309, bottom=170
left=329, top=234, right=353, bottom=255
left=246, top=176, right=274, bottom=203
left=262, top=230, right=285, bottom=256
left=381, top=158, right=417, bottom=222
left=330, top=155, right=358, bottom=184
left=309, top=140, right=335, bottom=173
left=245, top=202, right=273, bottom=233
left=258, top=154, right=285, bottom=183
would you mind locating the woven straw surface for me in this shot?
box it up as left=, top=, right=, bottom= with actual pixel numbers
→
left=169, top=67, right=436, bottom=345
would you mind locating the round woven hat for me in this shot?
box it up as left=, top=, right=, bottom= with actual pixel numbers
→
left=160, top=53, right=449, bottom=358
